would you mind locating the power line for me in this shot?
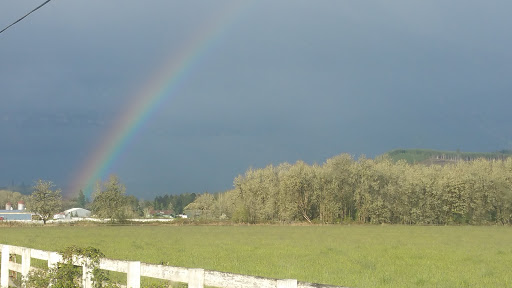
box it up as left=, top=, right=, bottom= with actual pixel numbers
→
left=0, top=0, right=52, bottom=35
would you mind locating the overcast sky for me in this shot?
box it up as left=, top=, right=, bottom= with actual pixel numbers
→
left=1, top=0, right=511, bottom=199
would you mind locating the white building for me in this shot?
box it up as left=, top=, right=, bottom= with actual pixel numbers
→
left=53, top=212, right=66, bottom=220
left=63, top=208, right=91, bottom=218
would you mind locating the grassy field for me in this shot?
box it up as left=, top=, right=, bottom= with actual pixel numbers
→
left=1, top=224, right=511, bottom=287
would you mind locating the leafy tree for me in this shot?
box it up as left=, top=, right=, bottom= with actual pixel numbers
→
left=321, top=154, right=356, bottom=223
left=184, top=193, right=215, bottom=219
left=126, top=195, right=143, bottom=218
left=0, top=190, right=25, bottom=209
left=29, top=180, right=62, bottom=224
left=213, top=189, right=237, bottom=219
left=77, top=189, right=87, bottom=208
left=286, top=161, right=317, bottom=223
left=90, top=175, right=127, bottom=222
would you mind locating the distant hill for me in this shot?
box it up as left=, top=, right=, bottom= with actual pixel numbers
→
left=384, top=149, right=512, bottom=165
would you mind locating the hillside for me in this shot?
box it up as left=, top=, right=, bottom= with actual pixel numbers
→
left=385, top=149, right=512, bottom=164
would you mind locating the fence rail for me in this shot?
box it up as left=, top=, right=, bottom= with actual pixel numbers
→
left=0, top=244, right=345, bottom=288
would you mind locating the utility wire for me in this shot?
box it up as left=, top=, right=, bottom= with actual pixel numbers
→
left=0, top=0, right=52, bottom=35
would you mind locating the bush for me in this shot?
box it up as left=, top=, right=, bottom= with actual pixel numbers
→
left=25, top=246, right=119, bottom=288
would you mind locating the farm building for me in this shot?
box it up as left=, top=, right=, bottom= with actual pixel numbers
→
left=64, top=208, right=91, bottom=218
left=0, top=211, right=33, bottom=220
left=54, top=208, right=91, bottom=219
left=148, top=209, right=174, bottom=218
left=0, top=201, right=32, bottom=220
left=53, top=212, right=66, bottom=220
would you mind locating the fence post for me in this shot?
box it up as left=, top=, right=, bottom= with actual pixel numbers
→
left=277, top=279, right=298, bottom=288
left=188, top=268, right=204, bottom=288
left=82, top=258, right=93, bottom=288
left=21, top=247, right=31, bottom=284
left=48, top=252, right=60, bottom=268
left=1, top=245, right=9, bottom=288
left=127, top=261, right=141, bottom=288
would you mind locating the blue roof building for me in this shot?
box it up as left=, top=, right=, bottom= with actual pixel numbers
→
left=0, top=210, right=33, bottom=220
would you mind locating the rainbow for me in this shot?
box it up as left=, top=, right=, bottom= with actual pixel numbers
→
left=69, top=2, right=247, bottom=198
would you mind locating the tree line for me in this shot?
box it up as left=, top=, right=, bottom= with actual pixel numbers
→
left=3, top=175, right=197, bottom=223
left=185, top=154, right=512, bottom=225
left=0, top=176, right=137, bottom=223
left=6, top=153, right=512, bottom=225
left=153, top=193, right=197, bottom=214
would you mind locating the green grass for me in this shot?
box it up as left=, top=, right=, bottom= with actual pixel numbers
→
left=1, top=225, right=512, bottom=287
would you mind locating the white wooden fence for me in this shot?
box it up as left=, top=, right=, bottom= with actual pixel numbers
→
left=0, top=244, right=345, bottom=288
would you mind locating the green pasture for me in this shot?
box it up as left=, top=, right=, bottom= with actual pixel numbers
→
left=1, top=225, right=511, bottom=287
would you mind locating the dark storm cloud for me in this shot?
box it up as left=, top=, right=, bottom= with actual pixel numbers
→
left=1, top=0, right=511, bottom=197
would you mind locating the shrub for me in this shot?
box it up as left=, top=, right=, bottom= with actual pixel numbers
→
left=25, top=246, right=119, bottom=288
